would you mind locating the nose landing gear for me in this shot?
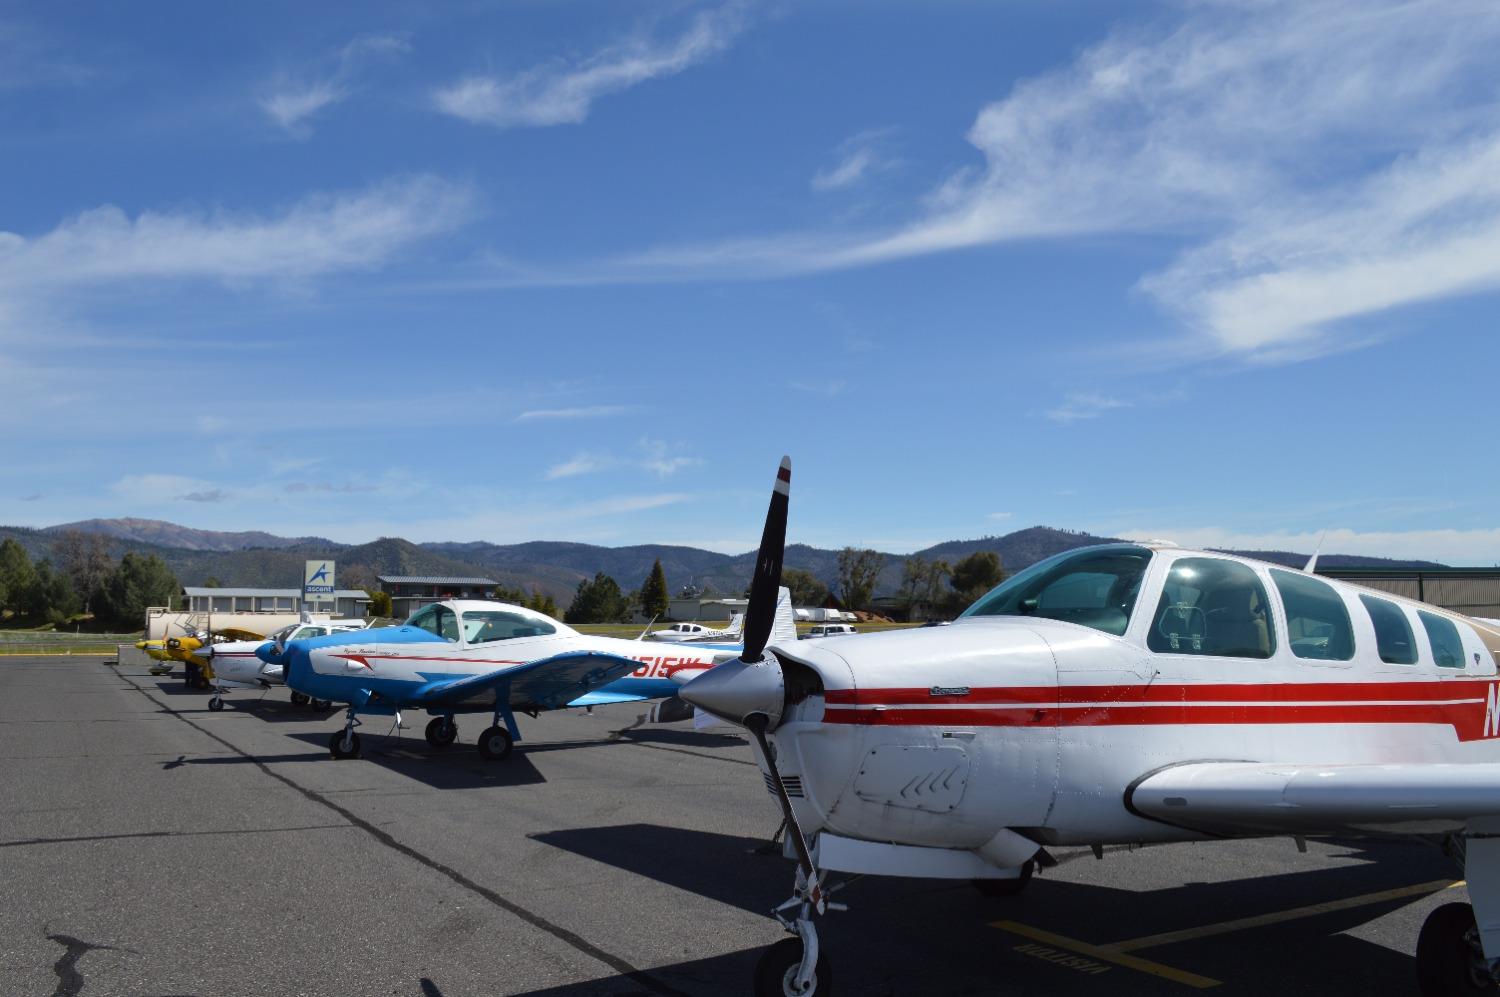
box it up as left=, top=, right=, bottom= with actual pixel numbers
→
left=329, top=709, right=363, bottom=759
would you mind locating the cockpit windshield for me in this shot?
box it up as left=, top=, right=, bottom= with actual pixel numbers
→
left=461, top=610, right=557, bottom=644
left=961, top=545, right=1153, bottom=636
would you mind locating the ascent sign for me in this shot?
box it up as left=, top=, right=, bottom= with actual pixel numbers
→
left=304, top=560, right=335, bottom=596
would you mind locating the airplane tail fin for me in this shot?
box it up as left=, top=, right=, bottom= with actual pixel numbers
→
left=769, top=586, right=796, bottom=646
left=725, top=611, right=745, bottom=638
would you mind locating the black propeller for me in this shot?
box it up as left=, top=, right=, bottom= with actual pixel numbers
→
left=740, top=456, right=790, bottom=662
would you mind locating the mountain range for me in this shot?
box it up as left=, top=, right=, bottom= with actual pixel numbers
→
left=0, top=518, right=1444, bottom=604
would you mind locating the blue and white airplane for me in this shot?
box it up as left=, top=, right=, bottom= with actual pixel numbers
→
left=257, top=588, right=794, bottom=761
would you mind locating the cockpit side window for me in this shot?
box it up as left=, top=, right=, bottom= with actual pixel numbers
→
left=1419, top=611, right=1465, bottom=668
left=407, top=605, right=459, bottom=642
left=1271, top=570, right=1355, bottom=661
left=1148, top=557, right=1275, bottom=659
left=962, top=545, right=1152, bottom=637
left=1360, top=595, right=1417, bottom=665
left=462, top=610, right=556, bottom=643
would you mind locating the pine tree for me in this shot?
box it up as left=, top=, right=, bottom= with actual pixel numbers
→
left=640, top=559, right=669, bottom=619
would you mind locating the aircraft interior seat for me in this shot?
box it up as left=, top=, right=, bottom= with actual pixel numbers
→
left=1201, top=587, right=1271, bottom=658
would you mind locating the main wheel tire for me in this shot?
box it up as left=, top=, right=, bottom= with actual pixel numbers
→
left=477, top=725, right=513, bottom=761
left=329, top=730, right=362, bottom=760
left=425, top=717, right=458, bottom=749
left=972, top=859, right=1035, bottom=898
left=208, top=697, right=224, bottom=712
left=311, top=698, right=332, bottom=711
left=1417, top=902, right=1496, bottom=996
left=752, top=937, right=832, bottom=997
left=290, top=691, right=309, bottom=706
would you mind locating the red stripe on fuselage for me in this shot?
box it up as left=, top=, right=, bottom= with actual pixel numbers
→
left=822, top=680, right=1500, bottom=741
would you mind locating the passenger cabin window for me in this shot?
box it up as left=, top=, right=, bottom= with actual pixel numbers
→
left=962, top=545, right=1152, bottom=637
left=1148, top=558, right=1275, bottom=658
left=1360, top=595, right=1417, bottom=664
left=407, top=605, right=459, bottom=642
left=1419, top=611, right=1466, bottom=668
left=1271, top=570, right=1355, bottom=661
left=462, top=610, right=556, bottom=644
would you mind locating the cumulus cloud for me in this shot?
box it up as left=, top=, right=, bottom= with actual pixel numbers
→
left=576, top=1, right=1500, bottom=362
left=261, top=34, right=408, bottom=134
left=433, top=6, right=745, bottom=129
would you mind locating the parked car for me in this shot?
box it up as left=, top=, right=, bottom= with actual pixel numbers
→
left=801, top=623, right=857, bottom=639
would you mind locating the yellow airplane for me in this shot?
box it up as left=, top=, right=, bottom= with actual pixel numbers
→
left=147, top=622, right=266, bottom=686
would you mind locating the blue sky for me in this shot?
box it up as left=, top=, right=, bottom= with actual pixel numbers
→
left=4, top=0, right=1500, bottom=563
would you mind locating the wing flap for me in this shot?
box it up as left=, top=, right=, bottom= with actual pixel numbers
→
left=1129, top=761, right=1500, bottom=836
left=414, top=651, right=643, bottom=712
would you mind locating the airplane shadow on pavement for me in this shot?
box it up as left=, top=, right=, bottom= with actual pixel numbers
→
left=529, top=826, right=1449, bottom=995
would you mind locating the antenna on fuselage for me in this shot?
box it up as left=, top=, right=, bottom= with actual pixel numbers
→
left=1303, top=530, right=1328, bottom=574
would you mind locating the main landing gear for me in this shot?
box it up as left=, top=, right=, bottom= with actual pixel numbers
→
left=1417, top=902, right=1499, bottom=996
left=971, top=859, right=1035, bottom=898
left=425, top=716, right=458, bottom=749
left=290, top=691, right=309, bottom=707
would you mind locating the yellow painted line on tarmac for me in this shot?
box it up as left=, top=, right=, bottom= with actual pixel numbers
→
left=1104, top=878, right=1461, bottom=953
left=994, top=920, right=1222, bottom=988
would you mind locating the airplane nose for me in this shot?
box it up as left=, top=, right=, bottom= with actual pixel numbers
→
left=678, top=653, right=786, bottom=729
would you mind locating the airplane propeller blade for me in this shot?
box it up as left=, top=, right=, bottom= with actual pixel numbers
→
left=679, top=457, right=793, bottom=728
left=740, top=456, right=790, bottom=663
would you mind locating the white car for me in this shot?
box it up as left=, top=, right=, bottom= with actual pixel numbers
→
left=802, top=623, right=857, bottom=639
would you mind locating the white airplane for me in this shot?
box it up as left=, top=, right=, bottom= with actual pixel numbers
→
left=679, top=457, right=1500, bottom=996
left=201, top=620, right=368, bottom=712
left=260, top=594, right=794, bottom=761
left=648, top=613, right=744, bottom=643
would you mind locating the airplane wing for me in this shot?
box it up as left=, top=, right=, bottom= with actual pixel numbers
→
left=568, top=690, right=650, bottom=707
left=214, top=627, right=266, bottom=642
left=411, top=651, right=644, bottom=712
left=1127, top=761, right=1500, bottom=837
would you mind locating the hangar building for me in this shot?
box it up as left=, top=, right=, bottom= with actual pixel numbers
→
left=378, top=575, right=499, bottom=619
left=1317, top=567, right=1500, bottom=620
left=183, top=586, right=370, bottom=619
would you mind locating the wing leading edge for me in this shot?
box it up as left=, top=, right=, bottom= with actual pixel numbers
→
left=1128, top=761, right=1500, bottom=837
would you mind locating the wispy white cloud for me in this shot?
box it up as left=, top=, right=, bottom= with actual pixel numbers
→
left=789, top=379, right=846, bottom=397
left=986, top=511, right=1012, bottom=522
left=546, top=454, right=613, bottom=480
left=1114, top=526, right=1500, bottom=567
left=433, top=6, right=746, bottom=129
left=1045, top=392, right=1130, bottom=424
left=261, top=34, right=409, bottom=135
left=515, top=405, right=631, bottom=422
left=0, top=175, right=474, bottom=298
left=562, top=1, right=1500, bottom=363
left=638, top=439, right=701, bottom=476
left=812, top=130, right=896, bottom=192
left=0, top=20, right=91, bottom=91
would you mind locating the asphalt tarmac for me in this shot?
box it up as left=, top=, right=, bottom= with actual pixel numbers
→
left=0, top=656, right=1466, bottom=996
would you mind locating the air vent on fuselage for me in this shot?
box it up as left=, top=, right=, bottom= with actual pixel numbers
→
left=764, top=772, right=805, bottom=798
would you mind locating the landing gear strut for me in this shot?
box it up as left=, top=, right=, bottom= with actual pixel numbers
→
left=208, top=696, right=224, bottom=712
left=754, top=935, right=831, bottom=997
left=425, top=716, right=458, bottom=749
left=329, top=709, right=363, bottom=760
left=1417, top=902, right=1499, bottom=996
left=972, top=859, right=1035, bottom=898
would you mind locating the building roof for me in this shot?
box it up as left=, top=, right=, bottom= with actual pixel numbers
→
left=377, top=575, right=498, bottom=586
left=182, top=587, right=370, bottom=598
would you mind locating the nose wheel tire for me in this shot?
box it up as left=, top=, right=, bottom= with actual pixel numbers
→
left=972, top=859, right=1035, bottom=898
left=425, top=717, right=458, bottom=749
left=329, top=731, right=362, bottom=760
left=1417, top=902, right=1497, bottom=996
left=753, top=937, right=831, bottom=997
left=290, top=692, right=309, bottom=706
left=477, top=726, right=513, bottom=761
left=208, top=697, right=224, bottom=712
